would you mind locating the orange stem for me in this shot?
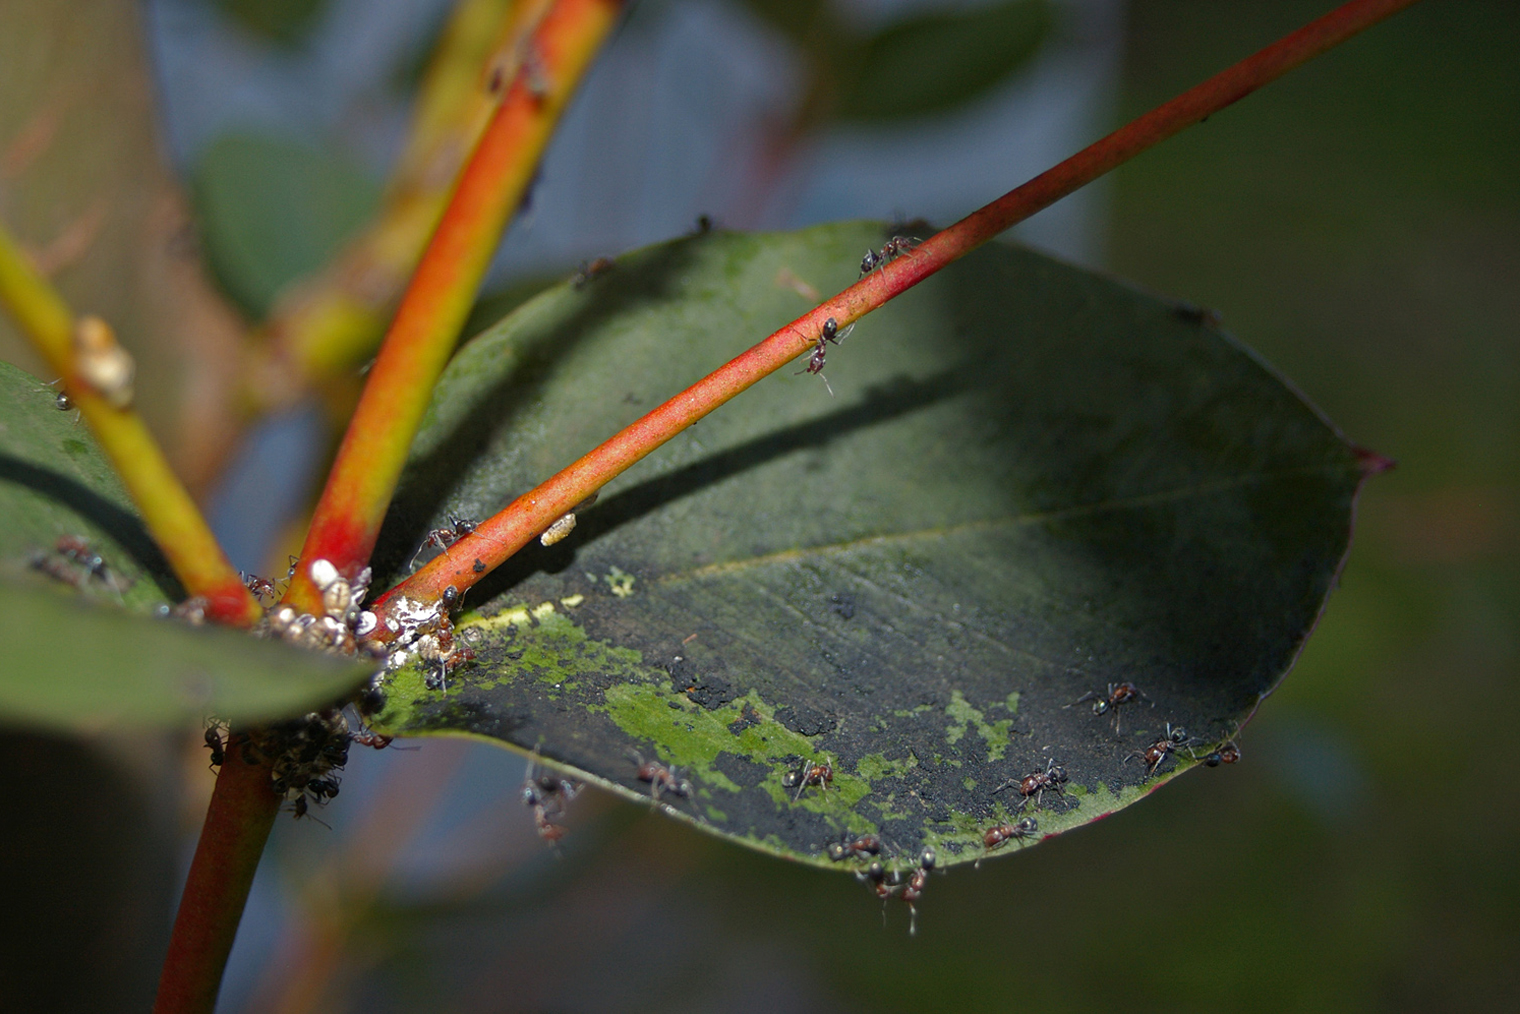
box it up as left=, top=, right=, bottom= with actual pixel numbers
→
left=375, top=0, right=1423, bottom=615
left=285, top=0, right=624, bottom=615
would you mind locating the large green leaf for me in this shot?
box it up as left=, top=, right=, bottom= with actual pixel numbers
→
left=0, top=362, right=374, bottom=729
left=369, top=221, right=1372, bottom=873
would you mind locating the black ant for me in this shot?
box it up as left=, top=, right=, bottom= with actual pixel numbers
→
left=994, top=758, right=1069, bottom=810
left=826, top=831, right=881, bottom=862
left=1204, top=740, right=1242, bottom=767
left=796, top=316, right=854, bottom=391
left=1068, top=680, right=1152, bottom=733
left=1131, top=723, right=1194, bottom=777
left=289, top=794, right=332, bottom=828
left=632, top=751, right=692, bottom=803
left=204, top=724, right=226, bottom=770
left=783, top=756, right=833, bottom=801
left=858, top=235, right=920, bottom=278
left=409, top=513, right=478, bottom=570
left=979, top=817, right=1039, bottom=864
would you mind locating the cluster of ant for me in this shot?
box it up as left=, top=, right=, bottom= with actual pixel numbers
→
left=829, top=834, right=938, bottom=934
left=522, top=758, right=581, bottom=844
left=28, top=535, right=133, bottom=596
left=1065, top=679, right=1243, bottom=776
left=204, top=685, right=392, bottom=823
left=795, top=233, right=922, bottom=389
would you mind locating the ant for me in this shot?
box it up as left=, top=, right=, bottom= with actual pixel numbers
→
left=56, top=535, right=124, bottom=588
left=1203, top=740, right=1242, bottom=767
left=994, top=758, right=1069, bottom=810
left=48, top=380, right=79, bottom=421
left=858, top=235, right=920, bottom=278
left=289, top=794, right=332, bottom=829
left=1131, top=723, right=1194, bottom=777
left=859, top=860, right=899, bottom=904
left=523, top=758, right=580, bottom=843
left=901, top=865, right=931, bottom=935
left=1067, top=680, right=1152, bottom=734
left=241, top=571, right=279, bottom=604
left=572, top=257, right=615, bottom=289
left=826, top=831, right=881, bottom=862
left=204, top=724, right=226, bottom=770
left=632, top=751, right=692, bottom=803
left=796, top=317, right=855, bottom=391
left=409, top=513, right=478, bottom=570
left=979, top=817, right=1039, bottom=864
left=783, top=756, right=833, bottom=801
left=349, top=727, right=393, bottom=750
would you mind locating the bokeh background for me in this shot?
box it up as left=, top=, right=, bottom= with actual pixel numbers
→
left=2, top=0, right=1516, bottom=1010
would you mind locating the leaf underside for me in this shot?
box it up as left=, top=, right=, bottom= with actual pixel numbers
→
left=370, top=221, right=1370, bottom=872
left=0, top=364, right=374, bottom=730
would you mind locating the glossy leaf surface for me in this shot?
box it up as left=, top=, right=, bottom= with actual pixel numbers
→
left=369, top=221, right=1372, bottom=872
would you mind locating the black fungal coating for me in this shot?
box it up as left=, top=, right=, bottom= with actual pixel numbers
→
left=726, top=704, right=762, bottom=735
left=774, top=705, right=837, bottom=738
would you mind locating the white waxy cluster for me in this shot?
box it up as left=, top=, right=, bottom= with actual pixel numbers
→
left=260, top=559, right=377, bottom=657
left=72, top=316, right=135, bottom=409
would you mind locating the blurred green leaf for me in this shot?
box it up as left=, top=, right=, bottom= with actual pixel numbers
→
left=0, top=578, right=374, bottom=731
left=192, top=133, right=381, bottom=318
left=368, top=221, right=1370, bottom=873
left=211, top=0, right=329, bottom=46
left=836, top=0, right=1051, bottom=122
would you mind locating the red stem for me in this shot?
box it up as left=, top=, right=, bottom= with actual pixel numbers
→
left=285, top=0, right=624, bottom=615
left=154, top=738, right=281, bottom=1014
left=375, top=0, right=1422, bottom=616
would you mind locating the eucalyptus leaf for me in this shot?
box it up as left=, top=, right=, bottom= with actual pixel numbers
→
left=370, top=221, right=1374, bottom=873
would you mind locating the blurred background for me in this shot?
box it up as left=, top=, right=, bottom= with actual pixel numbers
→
left=1, top=0, right=1516, bottom=1010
